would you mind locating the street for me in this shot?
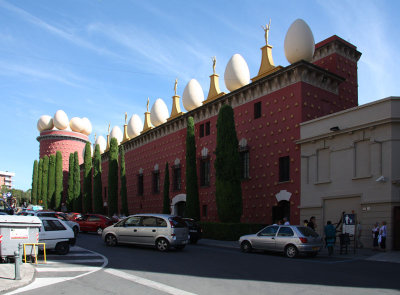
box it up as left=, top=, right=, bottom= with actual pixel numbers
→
left=7, top=234, right=400, bottom=295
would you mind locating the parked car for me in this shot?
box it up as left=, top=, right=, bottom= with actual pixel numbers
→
left=239, top=225, right=323, bottom=258
left=182, top=218, right=202, bottom=244
left=66, top=212, right=82, bottom=221
left=33, top=211, right=80, bottom=238
left=39, top=217, right=75, bottom=255
left=76, top=214, right=114, bottom=235
left=102, top=214, right=189, bottom=251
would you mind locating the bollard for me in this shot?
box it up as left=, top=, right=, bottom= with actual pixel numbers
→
left=14, top=249, right=21, bottom=280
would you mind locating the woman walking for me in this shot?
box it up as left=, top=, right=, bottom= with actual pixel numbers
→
left=372, top=222, right=380, bottom=251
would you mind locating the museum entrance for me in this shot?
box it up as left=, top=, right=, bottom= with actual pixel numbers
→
left=272, top=200, right=290, bottom=224
left=175, top=201, right=186, bottom=217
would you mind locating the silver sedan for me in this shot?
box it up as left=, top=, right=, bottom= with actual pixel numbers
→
left=239, top=225, right=323, bottom=258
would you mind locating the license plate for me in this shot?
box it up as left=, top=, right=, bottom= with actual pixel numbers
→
left=312, top=247, right=320, bottom=251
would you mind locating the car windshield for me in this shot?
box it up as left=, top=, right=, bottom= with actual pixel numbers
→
left=169, top=217, right=187, bottom=228
left=297, top=226, right=319, bottom=237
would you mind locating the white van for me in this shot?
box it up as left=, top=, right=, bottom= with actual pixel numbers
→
left=39, top=217, right=75, bottom=255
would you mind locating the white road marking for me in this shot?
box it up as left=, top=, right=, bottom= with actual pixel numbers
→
left=36, top=266, right=99, bottom=272
left=45, top=259, right=104, bottom=264
left=105, top=268, right=197, bottom=295
left=47, top=253, right=99, bottom=257
left=5, top=248, right=108, bottom=295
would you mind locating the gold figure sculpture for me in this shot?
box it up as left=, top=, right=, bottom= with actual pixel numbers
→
left=174, top=78, right=178, bottom=96
left=146, top=97, right=149, bottom=112
left=125, top=112, right=127, bottom=124
left=212, top=56, right=216, bottom=75
left=108, top=123, right=110, bottom=134
left=261, top=19, right=271, bottom=45
left=94, top=133, right=97, bottom=142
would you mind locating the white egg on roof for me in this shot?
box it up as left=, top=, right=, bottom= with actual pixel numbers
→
left=95, top=135, right=107, bottom=153
left=70, top=117, right=84, bottom=133
left=182, top=79, right=204, bottom=111
left=224, top=54, right=250, bottom=92
left=150, top=98, right=169, bottom=127
left=37, top=115, right=54, bottom=132
left=81, top=117, right=92, bottom=135
left=284, top=19, right=315, bottom=64
left=127, top=114, right=143, bottom=138
left=82, top=143, right=93, bottom=158
left=110, top=126, right=123, bottom=145
left=53, top=110, right=69, bottom=130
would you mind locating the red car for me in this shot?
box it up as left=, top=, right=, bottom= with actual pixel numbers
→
left=76, top=214, right=114, bottom=235
left=66, top=212, right=82, bottom=221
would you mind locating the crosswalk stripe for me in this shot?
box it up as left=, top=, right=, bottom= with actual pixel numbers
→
left=45, top=259, right=104, bottom=264
left=36, top=266, right=100, bottom=272
left=105, top=268, right=197, bottom=295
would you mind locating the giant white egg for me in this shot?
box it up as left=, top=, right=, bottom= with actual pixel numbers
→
left=110, top=126, right=123, bottom=145
left=182, top=79, right=204, bottom=111
left=82, top=143, right=93, bottom=158
left=37, top=115, right=54, bottom=132
left=81, top=117, right=92, bottom=135
left=53, top=110, right=69, bottom=130
left=284, top=19, right=315, bottom=64
left=150, top=98, right=169, bottom=127
left=95, top=135, right=107, bottom=153
left=224, top=54, right=250, bottom=92
left=127, top=114, right=143, bottom=138
left=70, top=117, right=84, bottom=132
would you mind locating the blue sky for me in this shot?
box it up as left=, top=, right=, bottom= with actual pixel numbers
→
left=1, top=0, right=399, bottom=191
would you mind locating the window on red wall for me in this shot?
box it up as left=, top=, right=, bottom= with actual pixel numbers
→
left=199, top=124, right=204, bottom=137
left=200, top=158, right=210, bottom=186
left=199, top=121, right=211, bottom=138
left=254, top=101, right=261, bottom=119
left=173, top=165, right=181, bottom=191
left=138, top=174, right=144, bottom=196
left=152, top=171, right=160, bottom=194
left=202, top=204, right=208, bottom=217
left=205, top=122, right=210, bottom=136
left=279, top=156, right=290, bottom=182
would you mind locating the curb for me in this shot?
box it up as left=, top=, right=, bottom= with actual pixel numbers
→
left=0, top=263, right=36, bottom=295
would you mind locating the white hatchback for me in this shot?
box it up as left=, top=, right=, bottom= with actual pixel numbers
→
left=39, top=217, right=75, bottom=255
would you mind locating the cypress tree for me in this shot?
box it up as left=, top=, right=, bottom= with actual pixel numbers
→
left=67, top=153, right=75, bottom=211
left=215, top=104, right=242, bottom=222
left=73, top=152, right=82, bottom=212
left=55, top=151, right=63, bottom=211
left=32, top=160, right=38, bottom=205
left=83, top=142, right=93, bottom=213
left=163, top=162, right=170, bottom=214
left=108, top=138, right=119, bottom=217
left=120, top=146, right=128, bottom=216
left=37, top=158, right=43, bottom=205
left=93, top=144, right=103, bottom=214
left=41, top=155, right=49, bottom=209
left=48, top=154, right=56, bottom=209
left=185, top=116, right=200, bottom=220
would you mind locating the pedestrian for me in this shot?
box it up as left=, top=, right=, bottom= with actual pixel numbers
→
left=379, top=221, right=387, bottom=252
left=372, top=222, right=380, bottom=251
left=307, top=216, right=316, bottom=230
left=303, top=219, right=308, bottom=226
left=356, top=221, right=363, bottom=248
left=283, top=217, right=290, bottom=225
left=324, top=221, right=336, bottom=256
left=61, top=202, right=67, bottom=213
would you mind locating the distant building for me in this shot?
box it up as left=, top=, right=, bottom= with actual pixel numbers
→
left=299, top=97, right=400, bottom=250
left=0, top=171, right=15, bottom=189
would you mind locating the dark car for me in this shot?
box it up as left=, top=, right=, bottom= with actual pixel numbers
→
left=182, top=218, right=202, bottom=244
left=0, top=199, right=14, bottom=215
left=76, top=214, right=114, bottom=235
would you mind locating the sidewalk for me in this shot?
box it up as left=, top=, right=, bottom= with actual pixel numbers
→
left=198, top=239, right=400, bottom=262
left=0, top=263, right=35, bottom=294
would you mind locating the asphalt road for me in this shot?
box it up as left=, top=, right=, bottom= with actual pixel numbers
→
left=8, top=233, right=400, bottom=295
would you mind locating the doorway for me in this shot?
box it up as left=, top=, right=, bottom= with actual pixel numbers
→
left=176, top=201, right=186, bottom=217
left=272, top=200, right=290, bottom=224
left=394, top=206, right=400, bottom=250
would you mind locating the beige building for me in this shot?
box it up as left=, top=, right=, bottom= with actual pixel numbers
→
left=0, top=171, right=15, bottom=189
left=299, top=97, right=400, bottom=250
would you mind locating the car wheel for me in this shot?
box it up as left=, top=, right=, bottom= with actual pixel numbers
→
left=175, top=245, right=186, bottom=251
left=285, top=245, right=298, bottom=258
left=73, top=226, right=79, bottom=237
left=156, top=238, right=169, bottom=252
left=96, top=227, right=103, bottom=235
left=241, top=241, right=252, bottom=253
left=105, top=234, right=118, bottom=247
left=55, top=242, right=70, bottom=255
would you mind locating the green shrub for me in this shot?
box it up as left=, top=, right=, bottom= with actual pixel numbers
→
left=198, top=222, right=267, bottom=241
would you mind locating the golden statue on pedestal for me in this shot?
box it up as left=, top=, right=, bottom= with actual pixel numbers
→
left=212, top=56, right=216, bottom=75
left=174, top=78, right=178, bottom=96
left=262, top=19, right=271, bottom=45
